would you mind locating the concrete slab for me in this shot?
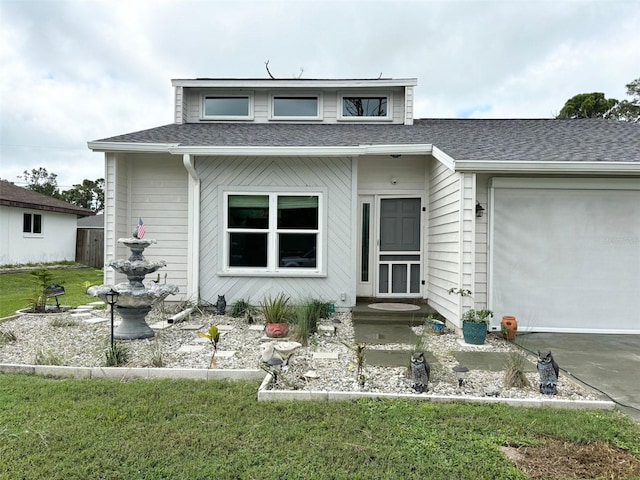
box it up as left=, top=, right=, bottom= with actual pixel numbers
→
left=217, top=325, right=235, bottom=332
left=176, top=345, right=205, bottom=353
left=83, top=317, right=108, bottom=324
left=453, top=352, right=536, bottom=372
left=248, top=325, right=265, bottom=331
left=313, top=352, right=339, bottom=360
left=354, top=323, right=417, bottom=345
left=515, top=333, right=640, bottom=422
left=178, top=323, right=204, bottom=331
left=365, top=349, right=438, bottom=368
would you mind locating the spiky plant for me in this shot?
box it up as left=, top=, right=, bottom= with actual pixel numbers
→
left=504, top=352, right=531, bottom=388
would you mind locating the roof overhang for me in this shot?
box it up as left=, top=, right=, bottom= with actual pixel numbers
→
left=171, top=78, right=418, bottom=89
left=455, top=160, right=640, bottom=174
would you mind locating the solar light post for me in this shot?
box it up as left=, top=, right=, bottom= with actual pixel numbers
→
left=104, top=289, right=119, bottom=350
left=453, top=365, right=469, bottom=388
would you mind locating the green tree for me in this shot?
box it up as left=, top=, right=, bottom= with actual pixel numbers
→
left=557, top=92, right=618, bottom=119
left=60, top=178, right=105, bottom=212
left=605, top=77, right=640, bottom=123
left=19, top=167, right=60, bottom=197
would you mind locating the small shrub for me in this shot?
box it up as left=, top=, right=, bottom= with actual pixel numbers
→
left=343, top=341, right=367, bottom=388
left=50, top=317, right=79, bottom=327
left=149, top=336, right=164, bottom=368
left=230, top=298, right=257, bottom=319
left=0, top=329, right=17, bottom=344
left=309, top=299, right=332, bottom=319
left=34, top=348, right=64, bottom=365
left=261, top=293, right=293, bottom=324
left=105, top=342, right=130, bottom=367
left=291, top=303, right=318, bottom=346
left=27, top=268, right=56, bottom=313
left=504, top=352, right=531, bottom=388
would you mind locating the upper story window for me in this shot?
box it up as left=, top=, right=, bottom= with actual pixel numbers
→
left=23, top=213, right=42, bottom=235
left=271, top=95, right=321, bottom=120
left=202, top=94, right=253, bottom=120
left=339, top=94, right=391, bottom=121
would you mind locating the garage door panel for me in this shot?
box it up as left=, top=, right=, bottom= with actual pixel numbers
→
left=491, top=183, right=640, bottom=333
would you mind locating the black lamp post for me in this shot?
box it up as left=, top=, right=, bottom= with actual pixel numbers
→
left=104, top=289, right=119, bottom=350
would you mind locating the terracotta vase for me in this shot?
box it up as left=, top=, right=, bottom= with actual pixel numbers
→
left=265, top=323, right=289, bottom=338
left=501, top=316, right=518, bottom=340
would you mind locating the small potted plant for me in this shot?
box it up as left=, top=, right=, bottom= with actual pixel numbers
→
left=424, top=314, right=445, bottom=335
left=261, top=293, right=292, bottom=338
left=460, top=308, right=493, bottom=345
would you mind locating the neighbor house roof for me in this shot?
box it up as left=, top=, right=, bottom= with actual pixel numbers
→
left=0, top=181, right=95, bottom=217
left=90, top=119, right=640, bottom=163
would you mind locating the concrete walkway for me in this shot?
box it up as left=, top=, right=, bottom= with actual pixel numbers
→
left=515, top=333, right=640, bottom=422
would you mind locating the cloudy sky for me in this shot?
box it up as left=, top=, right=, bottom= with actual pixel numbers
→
left=1, top=0, right=638, bottom=189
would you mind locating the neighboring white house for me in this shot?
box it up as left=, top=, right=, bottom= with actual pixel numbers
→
left=0, top=181, right=94, bottom=265
left=88, top=77, right=640, bottom=334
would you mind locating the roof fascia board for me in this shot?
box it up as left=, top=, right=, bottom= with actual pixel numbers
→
left=169, top=144, right=432, bottom=157
left=431, top=146, right=456, bottom=171
left=171, top=78, right=418, bottom=89
left=88, top=142, right=180, bottom=152
left=455, top=160, right=640, bottom=174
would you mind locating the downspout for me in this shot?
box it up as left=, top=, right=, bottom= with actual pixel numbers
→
left=182, top=154, right=200, bottom=304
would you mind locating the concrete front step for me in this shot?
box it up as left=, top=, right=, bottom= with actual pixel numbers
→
left=352, top=301, right=439, bottom=326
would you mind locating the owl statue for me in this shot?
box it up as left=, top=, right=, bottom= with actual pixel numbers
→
left=216, top=295, right=226, bottom=316
left=537, top=350, right=560, bottom=395
left=410, top=352, right=431, bottom=393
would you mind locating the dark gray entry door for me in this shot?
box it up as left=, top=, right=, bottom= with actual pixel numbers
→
left=378, top=198, right=421, bottom=296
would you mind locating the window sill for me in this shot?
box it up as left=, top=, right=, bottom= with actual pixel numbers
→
left=218, top=270, right=327, bottom=278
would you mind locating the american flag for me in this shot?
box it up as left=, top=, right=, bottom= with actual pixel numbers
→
left=137, top=217, right=145, bottom=239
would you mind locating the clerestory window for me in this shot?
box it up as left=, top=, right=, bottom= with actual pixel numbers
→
left=202, top=95, right=252, bottom=120
left=339, top=94, right=391, bottom=120
left=271, top=95, right=321, bottom=119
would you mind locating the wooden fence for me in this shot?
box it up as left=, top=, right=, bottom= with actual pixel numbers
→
left=75, top=229, right=104, bottom=268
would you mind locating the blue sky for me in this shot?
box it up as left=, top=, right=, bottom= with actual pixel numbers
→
left=1, top=0, right=638, bottom=188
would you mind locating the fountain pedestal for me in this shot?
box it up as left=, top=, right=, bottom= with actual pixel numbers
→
left=88, top=237, right=178, bottom=340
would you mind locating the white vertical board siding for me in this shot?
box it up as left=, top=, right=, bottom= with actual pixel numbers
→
left=197, top=156, right=354, bottom=307
left=426, top=157, right=464, bottom=325
left=106, top=154, right=188, bottom=299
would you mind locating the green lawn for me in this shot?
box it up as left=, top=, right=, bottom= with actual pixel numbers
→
left=1, top=375, right=638, bottom=479
left=0, top=266, right=104, bottom=318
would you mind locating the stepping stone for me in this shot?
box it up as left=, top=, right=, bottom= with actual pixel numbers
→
left=453, top=351, right=536, bottom=372
left=84, top=317, right=108, bottom=324
left=75, top=305, right=95, bottom=310
left=215, top=350, right=235, bottom=358
left=353, top=323, right=417, bottom=345
left=318, top=325, right=336, bottom=335
left=248, top=325, right=265, bottom=331
left=313, top=351, right=339, bottom=360
left=455, top=338, right=493, bottom=349
left=88, top=301, right=105, bottom=306
left=70, top=312, right=93, bottom=318
left=177, top=345, right=205, bottom=353
left=365, top=349, right=438, bottom=368
left=178, top=323, right=204, bottom=331
left=216, top=325, right=235, bottom=332
left=149, top=321, right=172, bottom=330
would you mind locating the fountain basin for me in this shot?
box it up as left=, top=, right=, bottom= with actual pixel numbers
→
left=88, top=283, right=179, bottom=309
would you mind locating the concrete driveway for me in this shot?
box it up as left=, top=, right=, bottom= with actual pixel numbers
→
left=515, top=333, right=640, bottom=422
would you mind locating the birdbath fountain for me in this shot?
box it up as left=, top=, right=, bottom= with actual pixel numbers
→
left=88, top=237, right=178, bottom=339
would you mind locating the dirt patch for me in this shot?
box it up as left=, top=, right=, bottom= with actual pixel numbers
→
left=501, top=439, right=640, bottom=479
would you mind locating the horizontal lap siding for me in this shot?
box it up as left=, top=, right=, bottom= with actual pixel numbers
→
left=427, top=158, right=463, bottom=323
left=108, top=154, right=189, bottom=299
left=197, top=156, right=353, bottom=307
left=474, top=174, right=490, bottom=308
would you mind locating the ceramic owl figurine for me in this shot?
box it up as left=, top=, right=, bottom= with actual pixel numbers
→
left=410, top=352, right=431, bottom=393
left=216, top=295, right=226, bottom=316
left=537, top=350, right=559, bottom=395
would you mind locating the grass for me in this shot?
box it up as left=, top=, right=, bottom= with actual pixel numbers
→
left=0, top=375, right=638, bottom=479
left=0, top=266, right=103, bottom=318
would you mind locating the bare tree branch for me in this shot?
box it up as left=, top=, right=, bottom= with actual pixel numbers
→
left=265, top=60, right=275, bottom=79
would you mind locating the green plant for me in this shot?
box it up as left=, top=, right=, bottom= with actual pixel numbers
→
left=34, top=348, right=64, bottom=365
left=149, top=336, right=164, bottom=368
left=198, top=325, right=220, bottom=368
left=0, top=328, right=17, bottom=344
left=291, top=302, right=320, bottom=346
left=260, top=293, right=293, bottom=324
left=309, top=299, right=332, bottom=319
left=343, top=341, right=367, bottom=388
left=229, top=298, right=257, bottom=319
left=50, top=316, right=79, bottom=327
left=105, top=341, right=130, bottom=367
left=27, top=268, right=55, bottom=313
left=461, top=309, right=494, bottom=324
left=504, top=352, right=531, bottom=388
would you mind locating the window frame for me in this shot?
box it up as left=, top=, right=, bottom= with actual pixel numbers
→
left=221, top=189, right=326, bottom=276
left=23, top=212, right=43, bottom=236
left=201, top=92, right=254, bottom=121
left=337, top=91, right=392, bottom=121
left=269, top=93, right=323, bottom=121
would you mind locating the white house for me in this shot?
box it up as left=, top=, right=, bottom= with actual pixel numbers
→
left=0, top=181, right=94, bottom=265
left=88, top=77, right=640, bottom=334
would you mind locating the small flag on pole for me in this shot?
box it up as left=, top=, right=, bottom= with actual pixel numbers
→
left=137, top=217, right=145, bottom=239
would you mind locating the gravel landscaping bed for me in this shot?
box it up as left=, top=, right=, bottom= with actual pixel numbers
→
left=0, top=306, right=601, bottom=402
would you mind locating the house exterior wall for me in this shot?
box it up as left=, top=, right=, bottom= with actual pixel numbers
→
left=104, top=153, right=189, bottom=299
left=0, top=206, right=78, bottom=265
left=425, top=157, right=467, bottom=326
left=182, top=88, right=407, bottom=124
left=196, top=155, right=354, bottom=308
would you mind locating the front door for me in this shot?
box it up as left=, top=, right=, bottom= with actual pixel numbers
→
left=377, top=197, right=422, bottom=297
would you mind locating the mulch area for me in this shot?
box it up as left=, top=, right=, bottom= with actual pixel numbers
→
left=501, top=439, right=640, bottom=479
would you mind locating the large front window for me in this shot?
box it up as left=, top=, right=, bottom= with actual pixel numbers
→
left=226, top=193, right=321, bottom=272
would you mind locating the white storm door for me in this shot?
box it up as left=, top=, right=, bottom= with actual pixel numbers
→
left=377, top=197, right=422, bottom=297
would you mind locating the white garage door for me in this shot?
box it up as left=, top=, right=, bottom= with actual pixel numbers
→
left=490, top=178, right=640, bottom=334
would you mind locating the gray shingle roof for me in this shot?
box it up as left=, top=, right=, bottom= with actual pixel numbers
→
left=94, top=119, right=640, bottom=163
left=0, top=181, right=95, bottom=217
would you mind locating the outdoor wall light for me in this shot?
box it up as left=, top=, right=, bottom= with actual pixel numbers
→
left=453, top=365, right=469, bottom=387
left=391, top=177, right=398, bottom=185
left=104, top=289, right=119, bottom=349
left=475, top=202, right=485, bottom=218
